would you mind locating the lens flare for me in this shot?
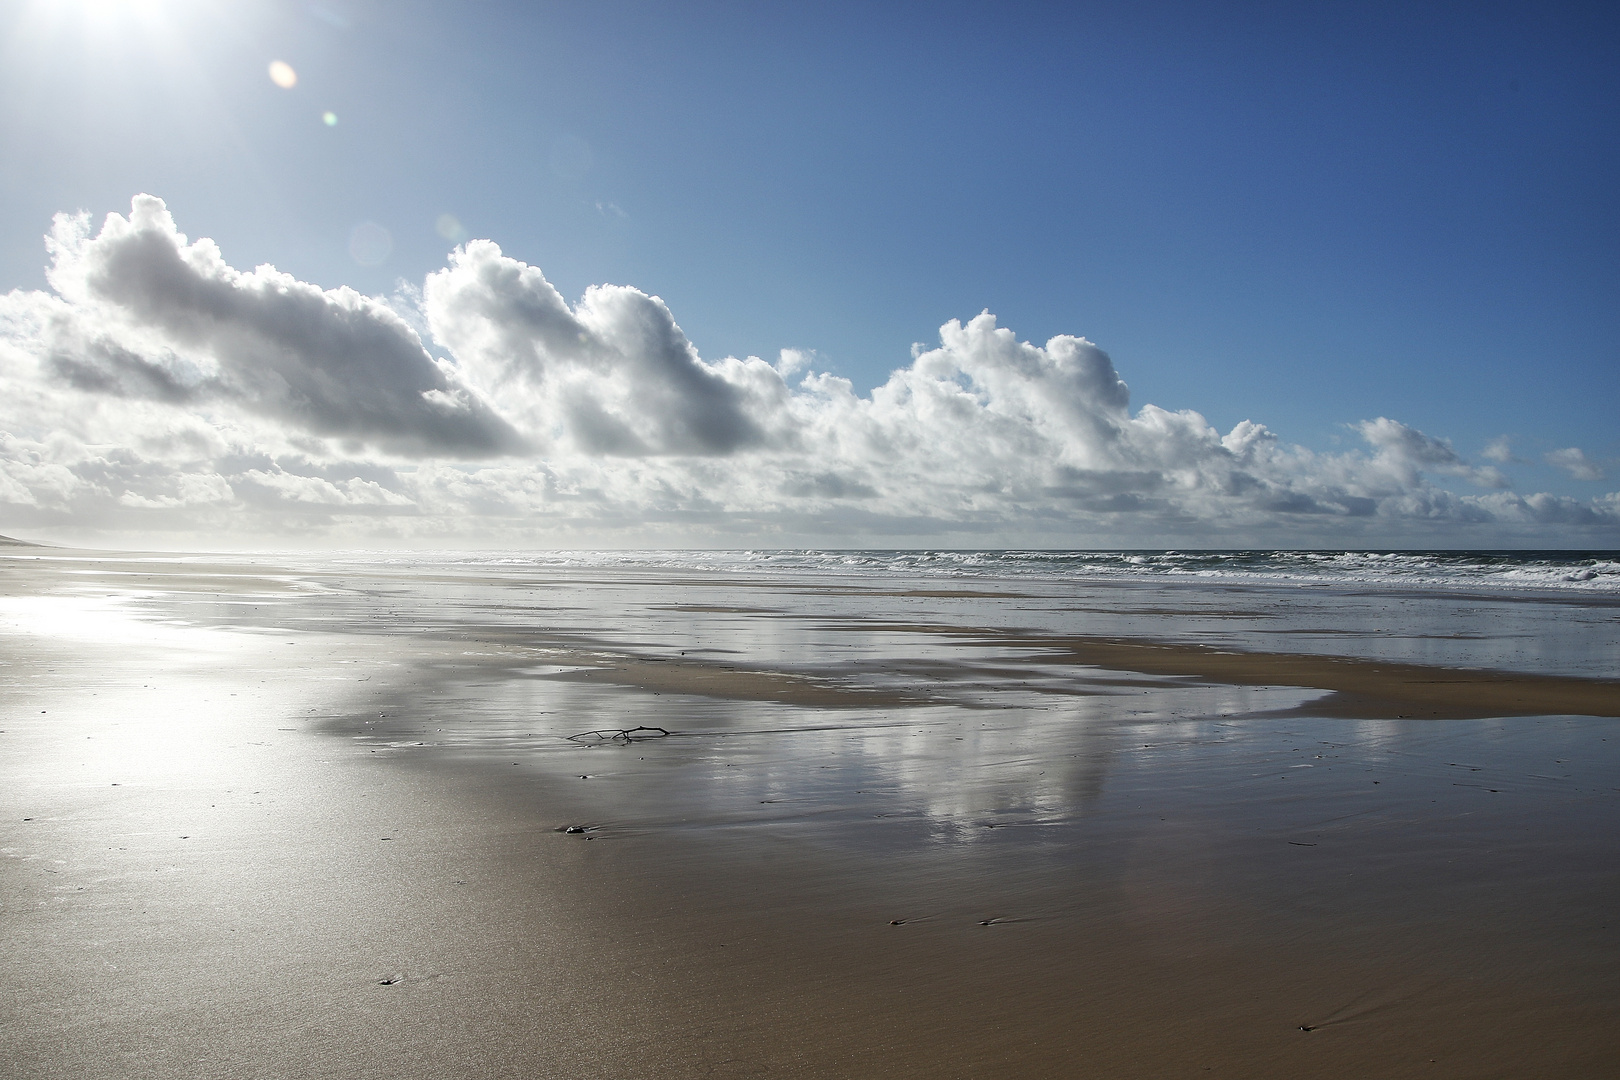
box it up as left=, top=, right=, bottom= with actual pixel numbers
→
left=349, top=222, right=392, bottom=266
left=436, top=214, right=466, bottom=241
left=268, top=60, right=297, bottom=89
left=322, top=111, right=338, bottom=126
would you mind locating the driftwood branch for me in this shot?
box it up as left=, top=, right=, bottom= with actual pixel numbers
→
left=567, top=726, right=671, bottom=744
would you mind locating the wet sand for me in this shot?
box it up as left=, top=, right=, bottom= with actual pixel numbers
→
left=3, top=550, right=1619, bottom=1078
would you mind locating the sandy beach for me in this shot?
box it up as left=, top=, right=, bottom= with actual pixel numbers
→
left=4, top=549, right=1619, bottom=1078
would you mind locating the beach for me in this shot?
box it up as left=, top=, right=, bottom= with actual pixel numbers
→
left=3, top=548, right=1619, bottom=1078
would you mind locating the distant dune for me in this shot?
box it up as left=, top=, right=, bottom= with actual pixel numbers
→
left=0, top=533, right=41, bottom=546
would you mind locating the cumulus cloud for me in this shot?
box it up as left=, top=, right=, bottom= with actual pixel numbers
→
left=30, top=196, right=521, bottom=457
left=1545, top=447, right=1604, bottom=482
left=0, top=195, right=1615, bottom=546
left=1354, top=418, right=1508, bottom=490
left=422, top=240, right=779, bottom=455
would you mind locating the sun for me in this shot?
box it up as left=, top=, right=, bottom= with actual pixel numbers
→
left=20, top=0, right=204, bottom=50
left=8, top=0, right=217, bottom=91
left=46, top=0, right=176, bottom=26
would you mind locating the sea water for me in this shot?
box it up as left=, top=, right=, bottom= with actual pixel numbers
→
left=353, top=548, right=1620, bottom=593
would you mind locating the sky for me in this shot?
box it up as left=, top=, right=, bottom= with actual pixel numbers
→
left=0, top=0, right=1616, bottom=549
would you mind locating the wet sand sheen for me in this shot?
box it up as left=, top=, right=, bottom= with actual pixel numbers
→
left=1025, top=633, right=1620, bottom=718
left=541, top=623, right=1620, bottom=719
left=4, top=551, right=1619, bottom=1078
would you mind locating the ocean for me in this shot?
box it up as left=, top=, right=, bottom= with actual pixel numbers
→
left=347, top=547, right=1620, bottom=593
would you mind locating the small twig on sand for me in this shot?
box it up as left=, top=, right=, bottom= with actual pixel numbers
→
left=568, top=726, right=671, bottom=744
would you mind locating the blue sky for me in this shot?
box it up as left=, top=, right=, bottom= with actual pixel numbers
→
left=0, top=0, right=1615, bottom=547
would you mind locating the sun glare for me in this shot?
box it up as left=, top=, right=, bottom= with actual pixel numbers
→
left=47, top=0, right=176, bottom=29
left=17, top=0, right=198, bottom=66
left=78, top=0, right=162, bottom=15
left=268, top=59, right=297, bottom=88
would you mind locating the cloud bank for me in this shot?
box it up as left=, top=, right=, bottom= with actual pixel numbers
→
left=0, top=196, right=1614, bottom=548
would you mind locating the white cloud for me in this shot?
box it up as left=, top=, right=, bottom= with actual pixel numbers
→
left=31, top=196, right=521, bottom=456
left=1545, top=447, right=1605, bottom=482
left=422, top=239, right=787, bottom=456
left=0, top=195, right=1616, bottom=547
left=237, top=468, right=416, bottom=509
left=1353, top=418, right=1508, bottom=490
